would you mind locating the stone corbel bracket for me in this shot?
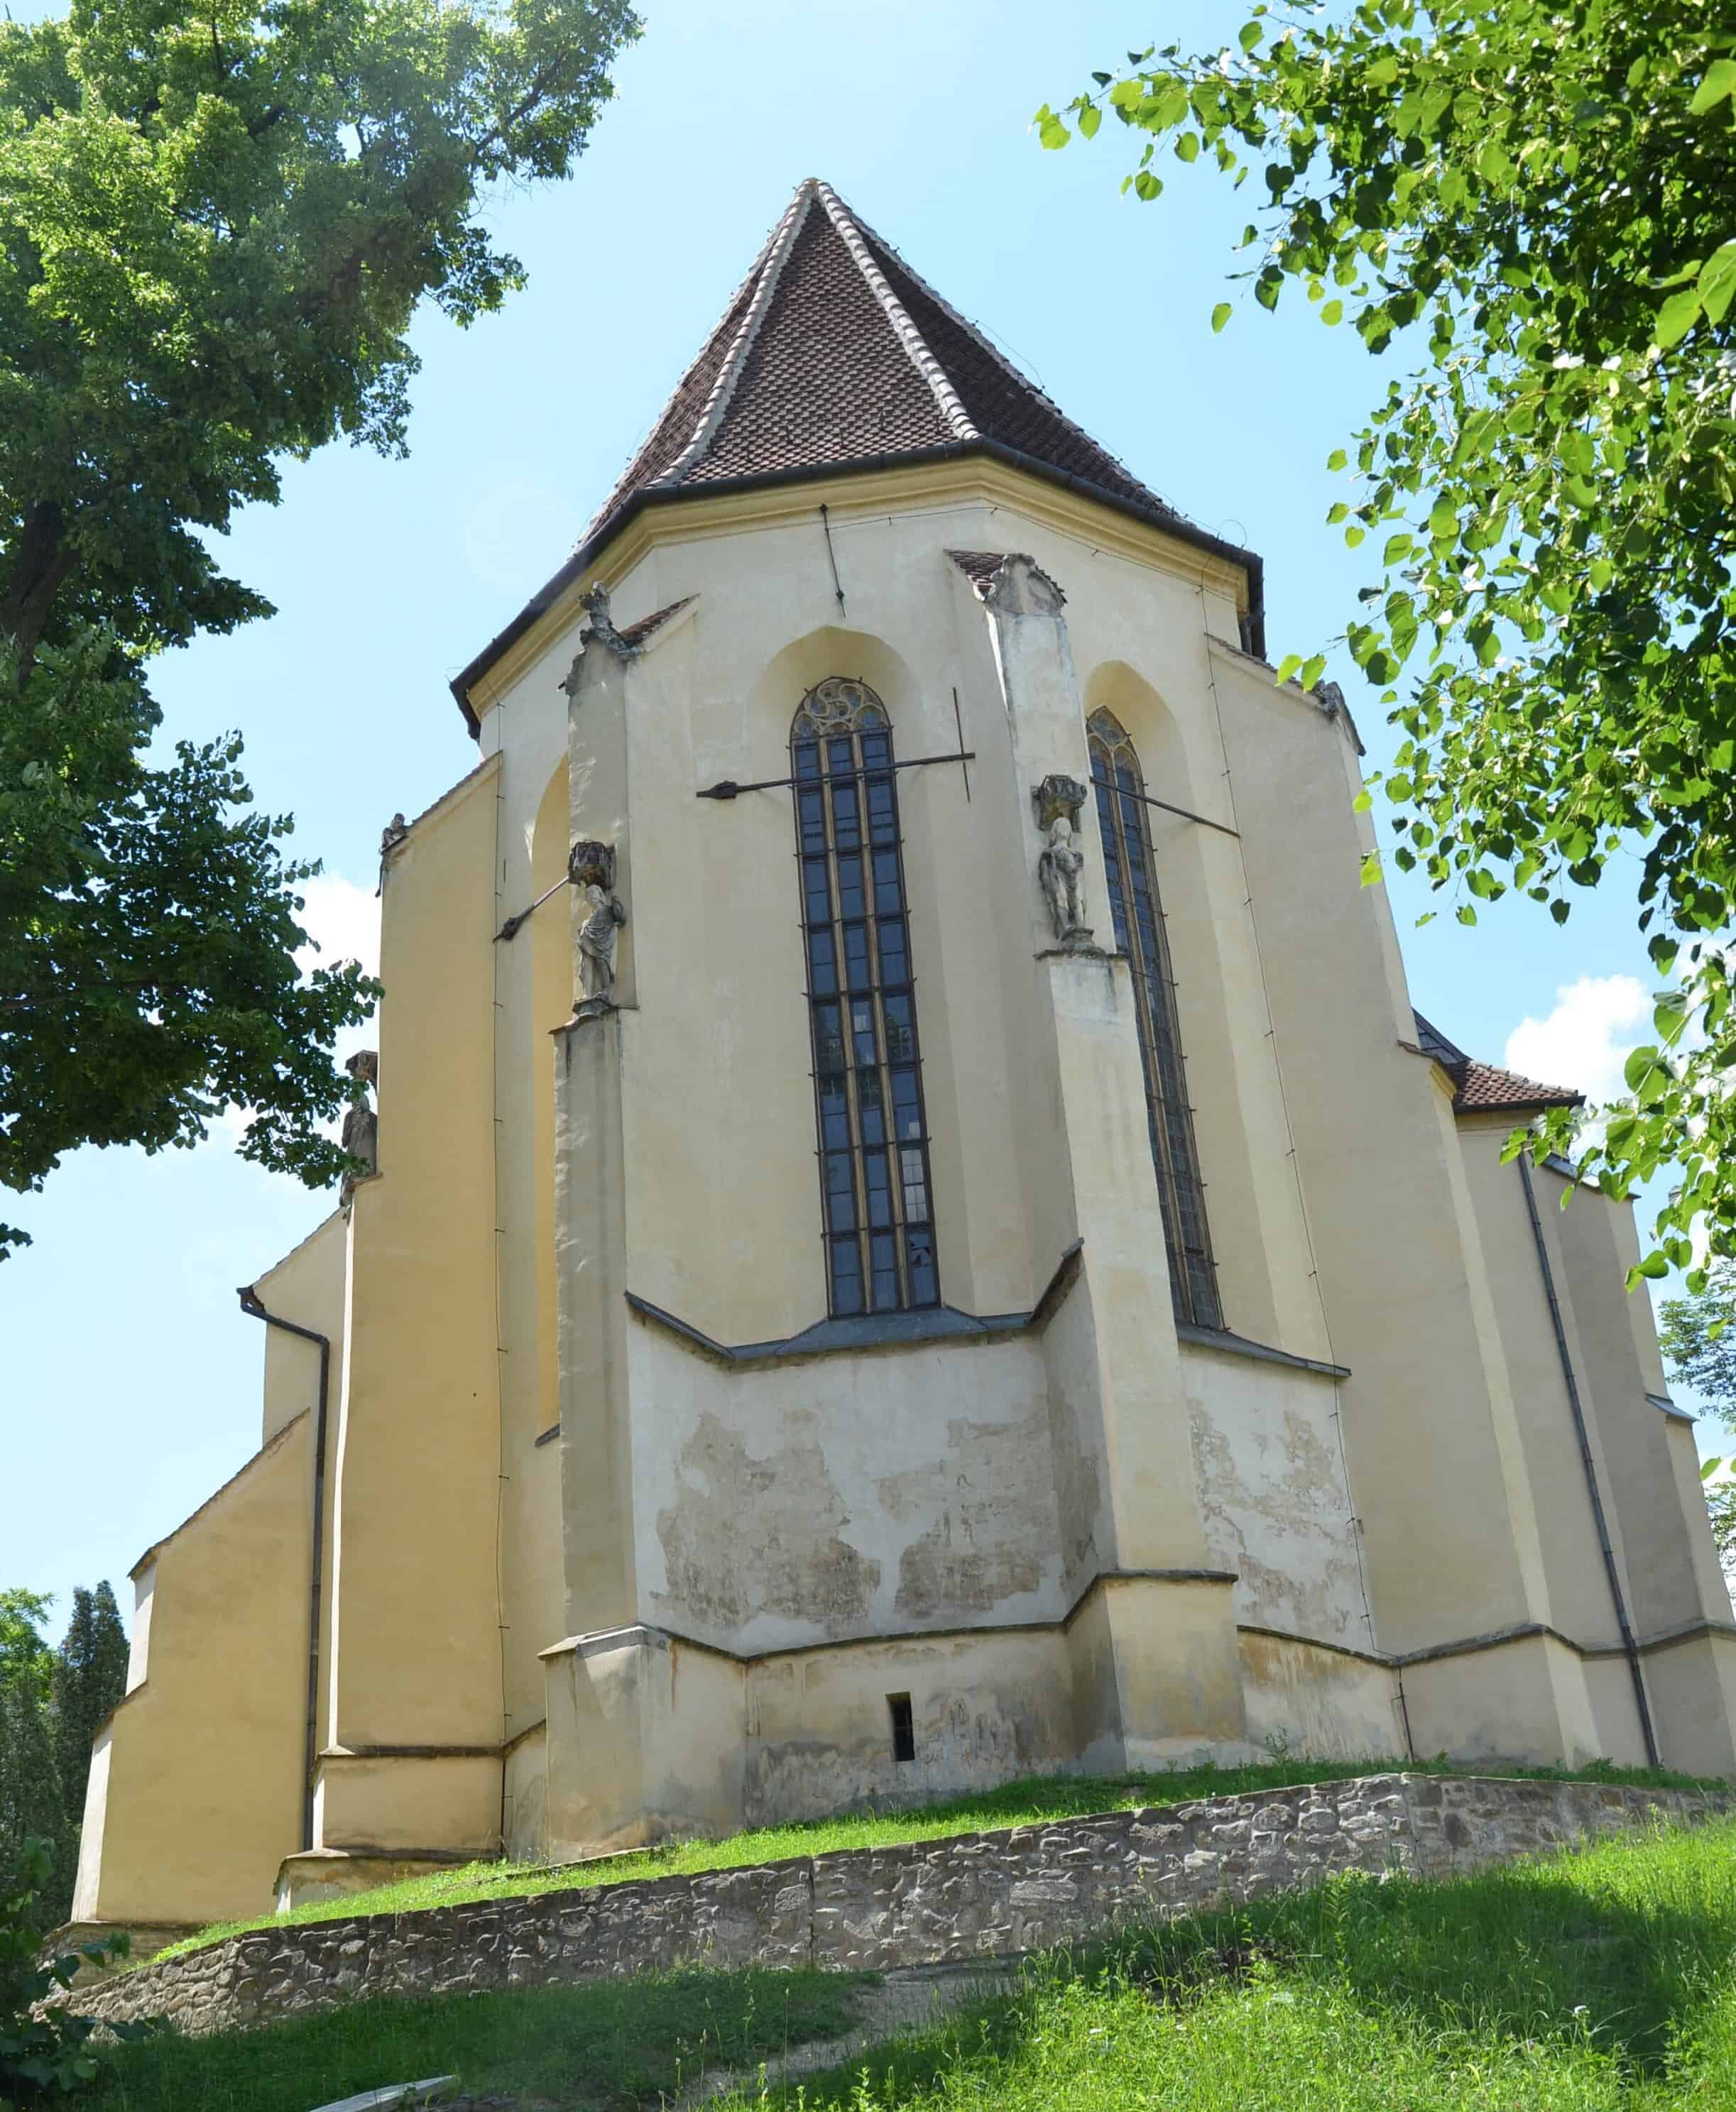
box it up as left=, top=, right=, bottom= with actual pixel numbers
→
left=1031, top=772, right=1088, bottom=832
left=568, top=839, right=617, bottom=892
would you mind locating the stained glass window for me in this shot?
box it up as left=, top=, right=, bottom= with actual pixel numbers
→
left=1088, top=707, right=1223, bottom=1330
left=793, top=678, right=939, bottom=1315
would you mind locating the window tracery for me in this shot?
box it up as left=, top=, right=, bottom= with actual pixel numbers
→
left=1088, top=706, right=1223, bottom=1330
left=792, top=678, right=939, bottom=1316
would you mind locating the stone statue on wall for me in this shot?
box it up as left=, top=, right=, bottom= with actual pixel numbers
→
left=570, top=840, right=626, bottom=1014
left=340, top=1049, right=378, bottom=1198
left=1038, top=816, right=1090, bottom=946
left=1031, top=775, right=1093, bottom=950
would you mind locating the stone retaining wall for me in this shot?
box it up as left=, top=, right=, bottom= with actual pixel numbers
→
left=75, top=1774, right=1732, bottom=2039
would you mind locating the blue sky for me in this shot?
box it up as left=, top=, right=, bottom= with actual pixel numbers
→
left=4, top=0, right=1709, bottom=1643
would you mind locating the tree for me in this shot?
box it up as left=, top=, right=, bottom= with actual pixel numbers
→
left=1038, top=3, right=1736, bottom=1280
left=2, top=1840, right=141, bottom=2106
left=0, top=1601, right=69, bottom=1934
left=1, top=0, right=640, bottom=1254
left=1659, top=1263, right=1736, bottom=1425
left=49, top=1589, right=126, bottom=1845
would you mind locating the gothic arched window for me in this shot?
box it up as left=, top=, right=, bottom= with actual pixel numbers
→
left=792, top=678, right=939, bottom=1317
left=1088, top=707, right=1223, bottom=1330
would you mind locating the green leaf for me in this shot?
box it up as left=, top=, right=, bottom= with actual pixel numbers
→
left=1239, top=21, right=1264, bottom=51
left=1635, top=1250, right=1670, bottom=1280
left=1690, top=58, right=1736, bottom=115
left=1077, top=101, right=1102, bottom=140
left=1359, top=850, right=1382, bottom=887
left=1037, top=109, right=1073, bottom=150
left=1133, top=169, right=1162, bottom=199
left=1655, top=287, right=1702, bottom=348
left=1624, top=1044, right=1663, bottom=1092
left=1274, top=653, right=1305, bottom=684
left=1321, top=298, right=1344, bottom=325
left=1176, top=131, right=1200, bottom=163
left=1699, top=240, right=1736, bottom=326
left=1211, top=301, right=1233, bottom=333
left=1326, top=448, right=1348, bottom=471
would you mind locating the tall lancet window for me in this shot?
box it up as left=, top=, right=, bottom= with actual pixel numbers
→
left=793, top=678, right=939, bottom=1317
left=1088, top=707, right=1223, bottom=1331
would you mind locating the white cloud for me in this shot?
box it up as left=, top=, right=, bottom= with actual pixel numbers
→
left=294, top=873, right=381, bottom=983
left=209, top=874, right=380, bottom=1149
left=1504, top=973, right=1651, bottom=1105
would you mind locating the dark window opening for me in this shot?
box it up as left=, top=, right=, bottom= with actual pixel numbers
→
left=792, top=677, right=940, bottom=1317
left=1088, top=706, right=1223, bottom=1331
left=888, top=1691, right=916, bottom=1763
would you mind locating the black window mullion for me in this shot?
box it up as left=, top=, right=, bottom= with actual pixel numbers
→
left=792, top=682, right=940, bottom=1315
left=1088, top=711, right=1222, bottom=1332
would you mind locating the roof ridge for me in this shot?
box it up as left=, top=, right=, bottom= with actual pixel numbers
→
left=574, top=190, right=802, bottom=547
left=842, top=197, right=1181, bottom=527
left=812, top=180, right=976, bottom=444
left=657, top=181, right=817, bottom=489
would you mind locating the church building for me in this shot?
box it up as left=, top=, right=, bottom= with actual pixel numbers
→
left=72, top=180, right=1736, bottom=1935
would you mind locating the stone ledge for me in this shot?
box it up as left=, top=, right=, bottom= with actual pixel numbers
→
left=68, top=1774, right=1733, bottom=2040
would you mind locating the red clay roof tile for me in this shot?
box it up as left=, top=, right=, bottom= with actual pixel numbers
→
left=450, top=180, right=1262, bottom=730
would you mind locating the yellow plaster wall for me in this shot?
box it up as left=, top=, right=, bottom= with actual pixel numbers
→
left=256, top=1211, right=346, bottom=1445
left=72, top=1417, right=312, bottom=1927
left=324, top=758, right=504, bottom=1783
left=1203, top=642, right=1553, bottom=1664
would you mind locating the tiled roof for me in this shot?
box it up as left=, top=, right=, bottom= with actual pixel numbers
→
left=946, top=549, right=1007, bottom=588
left=1412, top=1010, right=1582, bottom=1115
left=616, top=596, right=696, bottom=649
left=450, top=179, right=1264, bottom=731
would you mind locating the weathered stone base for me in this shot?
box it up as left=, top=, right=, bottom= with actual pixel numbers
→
left=275, top=1849, right=475, bottom=1915
left=39, top=1922, right=201, bottom=1991
left=72, top=1773, right=1732, bottom=2040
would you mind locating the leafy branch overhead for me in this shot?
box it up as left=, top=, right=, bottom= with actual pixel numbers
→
left=0, top=0, right=640, bottom=1252
left=1039, top=1, right=1736, bottom=1278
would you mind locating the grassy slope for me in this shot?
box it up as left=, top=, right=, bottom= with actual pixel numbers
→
left=717, top=1815, right=1736, bottom=2112
left=82, top=1964, right=868, bottom=2111
left=153, top=1754, right=1720, bottom=1962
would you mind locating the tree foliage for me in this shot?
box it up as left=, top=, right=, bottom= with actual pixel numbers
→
left=1, top=0, right=639, bottom=1252
left=1, top=1840, right=140, bottom=2109
left=0, top=1601, right=67, bottom=1935
left=1039, top=1, right=1736, bottom=1276
left=1660, top=1262, right=1736, bottom=1424
left=48, top=1590, right=126, bottom=1848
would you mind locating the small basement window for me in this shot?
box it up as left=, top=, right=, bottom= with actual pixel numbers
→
left=888, top=1692, right=915, bottom=1764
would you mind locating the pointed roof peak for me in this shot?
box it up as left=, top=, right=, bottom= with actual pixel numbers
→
left=451, top=181, right=1265, bottom=730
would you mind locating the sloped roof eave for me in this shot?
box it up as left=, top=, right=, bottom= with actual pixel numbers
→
left=448, top=439, right=1267, bottom=733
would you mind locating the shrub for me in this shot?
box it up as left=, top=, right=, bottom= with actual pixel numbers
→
left=1, top=1839, right=143, bottom=2108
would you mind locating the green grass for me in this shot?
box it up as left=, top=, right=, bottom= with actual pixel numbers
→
left=152, top=1753, right=1722, bottom=1964
left=711, top=1814, right=1736, bottom=2111
left=82, top=1963, right=869, bottom=2111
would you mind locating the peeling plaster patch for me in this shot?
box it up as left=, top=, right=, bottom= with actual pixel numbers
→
left=1189, top=1384, right=1363, bottom=1644
left=1046, top=1381, right=1103, bottom=1582
left=876, top=1407, right=1057, bottom=1621
left=656, top=1411, right=880, bottom=1631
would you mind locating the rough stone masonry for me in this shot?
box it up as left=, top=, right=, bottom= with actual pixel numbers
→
left=72, top=1773, right=1734, bottom=2040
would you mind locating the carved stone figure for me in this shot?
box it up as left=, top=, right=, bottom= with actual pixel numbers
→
left=376, top=813, right=409, bottom=897
left=340, top=1049, right=378, bottom=1198
left=569, top=840, right=626, bottom=1012
left=1031, top=775, right=1093, bottom=949
left=981, top=552, right=1067, bottom=616
left=577, top=885, right=626, bottom=1008
left=559, top=585, right=640, bottom=705
left=1038, top=817, right=1091, bottom=946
